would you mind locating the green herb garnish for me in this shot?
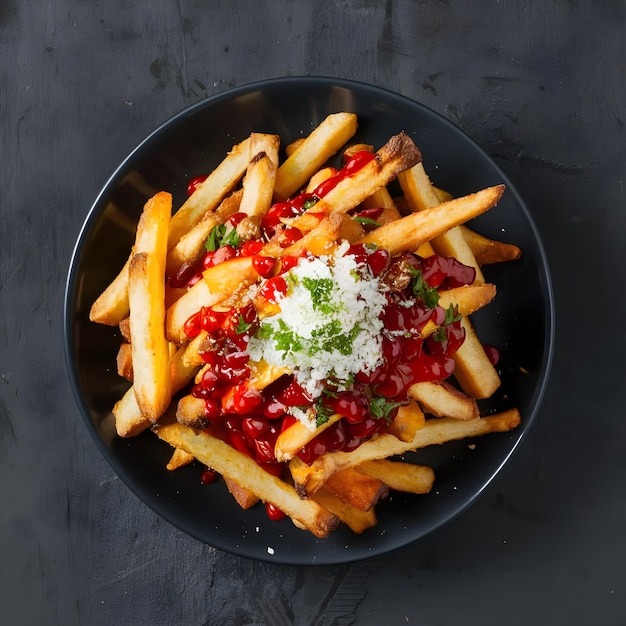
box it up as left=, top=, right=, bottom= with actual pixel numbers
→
left=301, top=277, right=335, bottom=314
left=235, top=314, right=252, bottom=335
left=205, top=223, right=240, bottom=251
left=353, top=216, right=381, bottom=228
left=369, top=396, right=405, bottom=422
left=408, top=267, right=439, bottom=309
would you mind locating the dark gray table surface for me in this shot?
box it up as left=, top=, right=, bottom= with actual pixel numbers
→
left=1, top=2, right=625, bottom=624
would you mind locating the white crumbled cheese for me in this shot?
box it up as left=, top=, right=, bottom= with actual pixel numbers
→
left=247, top=245, right=387, bottom=420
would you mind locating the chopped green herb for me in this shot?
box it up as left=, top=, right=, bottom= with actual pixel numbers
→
left=205, top=223, right=240, bottom=251
left=314, top=400, right=334, bottom=427
left=408, top=267, right=439, bottom=309
left=301, top=276, right=335, bottom=314
left=432, top=326, right=447, bottom=343
left=353, top=216, right=381, bottom=228
left=235, top=314, right=252, bottom=335
left=444, top=304, right=462, bottom=325
left=369, top=396, right=405, bottom=422
left=303, top=197, right=319, bottom=210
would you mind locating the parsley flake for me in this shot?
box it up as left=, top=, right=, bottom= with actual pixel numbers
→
left=408, top=267, right=439, bottom=309
left=205, top=223, right=240, bottom=251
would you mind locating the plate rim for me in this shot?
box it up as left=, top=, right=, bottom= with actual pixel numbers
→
left=64, top=76, right=555, bottom=565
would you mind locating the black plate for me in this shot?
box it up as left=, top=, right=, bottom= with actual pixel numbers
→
left=65, top=77, right=554, bottom=565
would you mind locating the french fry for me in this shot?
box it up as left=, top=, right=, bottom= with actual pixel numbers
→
left=357, top=185, right=505, bottom=255
left=168, top=137, right=250, bottom=248
left=451, top=316, right=502, bottom=399
left=116, top=342, right=133, bottom=382
left=224, top=478, right=260, bottom=509
left=343, top=143, right=403, bottom=225
left=128, top=192, right=172, bottom=422
left=238, top=133, right=280, bottom=229
left=437, top=284, right=496, bottom=315
left=290, top=409, right=521, bottom=496
left=89, top=252, right=133, bottom=325
left=399, top=162, right=484, bottom=282
left=262, top=211, right=359, bottom=259
left=408, top=381, right=479, bottom=421
left=412, top=283, right=497, bottom=345
left=459, top=225, right=523, bottom=265
left=274, top=414, right=343, bottom=463
left=154, top=422, right=340, bottom=538
left=118, top=317, right=131, bottom=342
left=311, top=488, right=377, bottom=534
left=176, top=394, right=208, bottom=429
left=357, top=459, right=435, bottom=495
left=387, top=399, right=426, bottom=442
left=293, top=132, right=422, bottom=228
left=305, top=166, right=337, bottom=194
left=320, top=467, right=389, bottom=511
left=285, top=137, right=304, bottom=157
left=274, top=112, right=358, bottom=200
left=166, top=448, right=195, bottom=471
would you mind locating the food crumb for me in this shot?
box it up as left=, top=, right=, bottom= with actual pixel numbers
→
left=468, top=444, right=476, bottom=450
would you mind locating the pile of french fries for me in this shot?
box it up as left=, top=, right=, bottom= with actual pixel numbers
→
left=90, top=112, right=523, bottom=538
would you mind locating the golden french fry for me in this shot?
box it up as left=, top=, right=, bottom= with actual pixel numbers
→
left=224, top=477, right=260, bottom=510
left=166, top=448, right=195, bottom=471
left=459, top=225, right=523, bottom=265
left=358, top=185, right=505, bottom=255
left=262, top=211, right=360, bottom=259
left=360, top=187, right=403, bottom=225
left=343, top=143, right=375, bottom=158
left=321, top=467, right=389, bottom=511
left=175, top=394, right=208, bottom=429
left=154, top=422, right=340, bottom=538
left=118, top=317, right=131, bottom=342
left=311, top=488, right=377, bottom=534
left=398, top=162, right=443, bottom=212
left=295, top=132, right=422, bottom=226
left=89, top=252, right=133, bottom=325
left=274, top=414, right=343, bottom=463
left=285, top=137, right=304, bottom=157
left=437, top=283, right=497, bottom=314
left=387, top=399, right=425, bottom=442
left=357, top=459, right=435, bottom=495
left=274, top=112, right=358, bottom=200
left=116, top=342, right=133, bottom=382
left=305, top=166, right=337, bottom=194
left=168, top=137, right=250, bottom=248
left=452, top=316, right=501, bottom=399
left=408, top=381, right=479, bottom=421
left=128, top=192, right=172, bottom=422
left=239, top=133, right=280, bottom=222
left=290, top=409, right=521, bottom=496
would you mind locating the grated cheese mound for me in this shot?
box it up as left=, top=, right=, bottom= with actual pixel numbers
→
left=247, top=243, right=387, bottom=409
